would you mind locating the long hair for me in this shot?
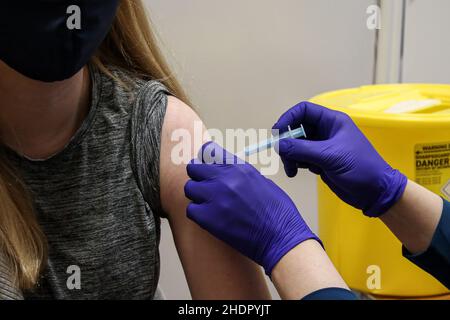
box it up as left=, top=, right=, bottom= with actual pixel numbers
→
left=1, top=0, right=188, bottom=290
left=93, top=0, right=190, bottom=104
left=0, top=156, right=47, bottom=290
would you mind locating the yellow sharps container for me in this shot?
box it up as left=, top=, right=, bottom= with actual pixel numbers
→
left=310, top=84, right=450, bottom=298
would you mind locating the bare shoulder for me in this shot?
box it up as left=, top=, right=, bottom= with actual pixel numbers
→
left=160, top=96, right=208, bottom=218
left=161, top=96, right=204, bottom=140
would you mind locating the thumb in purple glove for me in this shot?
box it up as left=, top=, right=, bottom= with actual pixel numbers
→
left=185, top=142, right=321, bottom=276
left=273, top=101, right=407, bottom=217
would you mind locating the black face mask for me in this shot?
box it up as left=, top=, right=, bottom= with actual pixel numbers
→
left=0, top=0, right=120, bottom=82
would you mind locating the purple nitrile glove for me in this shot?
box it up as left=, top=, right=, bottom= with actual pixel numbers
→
left=184, top=142, right=321, bottom=276
left=273, top=101, right=408, bottom=217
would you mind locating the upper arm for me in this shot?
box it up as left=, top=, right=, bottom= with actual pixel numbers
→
left=159, top=96, right=271, bottom=299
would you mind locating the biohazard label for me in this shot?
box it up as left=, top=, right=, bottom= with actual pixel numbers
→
left=415, top=142, right=450, bottom=200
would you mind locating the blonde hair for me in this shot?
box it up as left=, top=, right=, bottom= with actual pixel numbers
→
left=93, top=0, right=190, bottom=104
left=1, top=0, right=188, bottom=290
left=0, top=156, right=46, bottom=290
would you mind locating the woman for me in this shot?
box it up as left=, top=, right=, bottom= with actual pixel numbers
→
left=0, top=0, right=270, bottom=299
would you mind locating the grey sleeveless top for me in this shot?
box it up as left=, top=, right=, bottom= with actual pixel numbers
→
left=0, top=64, right=169, bottom=299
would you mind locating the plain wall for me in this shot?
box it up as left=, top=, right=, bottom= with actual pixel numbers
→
left=143, top=0, right=450, bottom=299
left=403, top=0, right=450, bottom=83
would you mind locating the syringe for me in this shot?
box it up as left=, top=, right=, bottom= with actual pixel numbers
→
left=243, top=125, right=307, bottom=156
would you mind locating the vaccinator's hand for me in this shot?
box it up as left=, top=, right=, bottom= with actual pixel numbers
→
left=184, top=142, right=321, bottom=276
left=273, top=101, right=407, bottom=217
